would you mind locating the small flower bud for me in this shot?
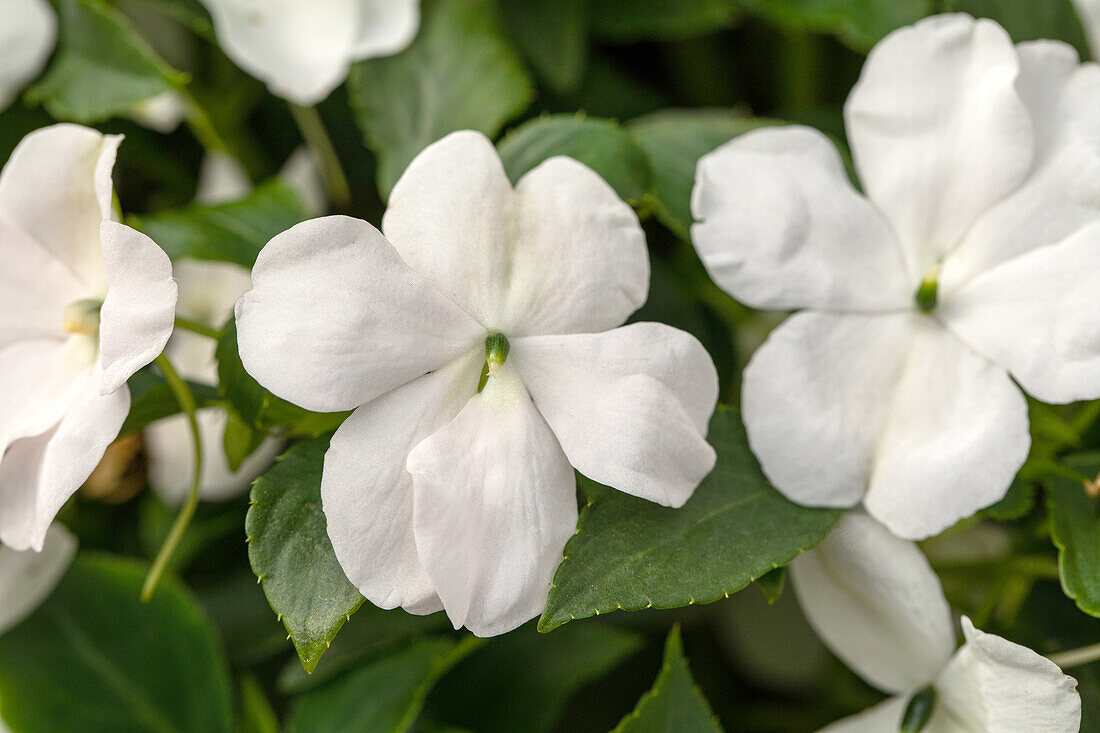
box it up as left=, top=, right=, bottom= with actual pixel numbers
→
left=485, top=332, right=510, bottom=378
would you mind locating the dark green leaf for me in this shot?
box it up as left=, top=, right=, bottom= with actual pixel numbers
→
left=123, top=0, right=214, bottom=40
left=614, top=626, right=721, bottom=733
left=951, top=0, right=1089, bottom=57
left=120, top=368, right=221, bottom=435
left=498, top=114, right=652, bottom=204
left=755, top=567, right=787, bottom=604
left=238, top=675, right=279, bottom=733
left=139, top=494, right=246, bottom=575
left=591, top=0, right=741, bottom=42
left=1046, top=453, right=1100, bottom=617
left=348, top=0, right=534, bottom=197
left=0, top=554, right=232, bottom=733
left=27, top=0, right=184, bottom=123
left=979, top=476, right=1035, bottom=521
left=539, top=406, right=841, bottom=631
left=246, top=438, right=364, bottom=673
left=499, top=0, right=589, bottom=93
left=223, top=407, right=265, bottom=473
left=742, top=0, right=934, bottom=53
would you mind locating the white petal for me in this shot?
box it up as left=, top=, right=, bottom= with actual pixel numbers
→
left=0, top=124, right=121, bottom=295
left=864, top=319, right=1031, bottom=540
left=0, top=0, right=56, bottom=111
left=279, top=147, right=326, bottom=217
left=145, top=407, right=283, bottom=505
left=945, top=42, right=1100, bottom=289
left=933, top=618, right=1081, bottom=732
left=510, top=323, right=717, bottom=507
left=1074, top=0, right=1100, bottom=57
left=236, top=215, right=483, bottom=412
left=941, top=222, right=1100, bottom=404
left=0, top=524, right=76, bottom=634
left=741, top=311, right=915, bottom=509
left=0, top=338, right=94, bottom=455
left=167, top=259, right=253, bottom=383
left=818, top=697, right=908, bottom=733
left=0, top=378, right=129, bottom=551
left=790, top=512, right=955, bottom=694
left=845, top=14, right=1033, bottom=279
left=127, top=90, right=186, bottom=134
left=383, top=131, right=649, bottom=336
left=98, top=221, right=178, bottom=394
left=353, top=0, right=420, bottom=57
left=691, top=125, right=910, bottom=311
left=199, top=0, right=360, bottom=105
left=323, top=352, right=481, bottom=614
left=407, top=366, right=577, bottom=637
left=195, top=152, right=251, bottom=205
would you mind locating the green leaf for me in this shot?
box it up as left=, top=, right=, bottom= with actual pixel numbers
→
left=129, top=181, right=311, bottom=270
left=27, top=0, right=184, bottom=123
left=123, top=0, right=215, bottom=40
left=951, top=0, right=1089, bottom=57
left=742, top=0, right=934, bottom=53
left=591, top=0, right=741, bottom=42
left=627, top=109, right=777, bottom=240
left=1046, top=453, right=1100, bottom=617
left=120, top=367, right=221, bottom=435
left=614, top=626, right=721, bottom=733
left=539, top=406, right=841, bottom=631
left=348, top=0, right=534, bottom=197
left=223, top=407, right=265, bottom=473
left=238, top=675, right=280, bottom=733
left=755, top=567, right=787, bottom=604
left=246, top=438, right=364, bottom=673
left=498, top=115, right=652, bottom=205
left=979, top=476, right=1035, bottom=521
left=288, top=637, right=483, bottom=733
left=0, top=554, right=232, bottom=733
left=499, top=0, right=589, bottom=93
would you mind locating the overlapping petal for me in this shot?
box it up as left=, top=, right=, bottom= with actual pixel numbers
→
left=819, top=697, right=907, bottom=733
left=0, top=338, right=94, bottom=456
left=383, top=131, right=649, bottom=336
left=0, top=0, right=56, bottom=112
left=0, top=523, right=76, bottom=635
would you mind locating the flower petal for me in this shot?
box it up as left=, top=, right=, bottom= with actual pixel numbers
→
left=0, top=338, right=94, bottom=455
left=941, top=221, right=1100, bottom=404
left=407, top=366, right=577, bottom=637
left=383, top=131, right=648, bottom=336
left=98, top=221, right=178, bottom=394
left=0, top=124, right=121, bottom=295
left=741, top=311, right=915, bottom=509
left=790, top=512, right=955, bottom=694
left=0, top=0, right=56, bottom=111
left=0, top=523, right=76, bottom=634
left=1075, top=0, right=1100, bottom=56
left=691, top=125, right=910, bottom=311
left=863, top=319, right=1031, bottom=540
left=818, top=697, right=908, bottom=733
left=510, top=323, right=717, bottom=507
left=322, top=352, right=481, bottom=614
left=0, top=377, right=129, bottom=551
left=845, top=14, right=1033, bottom=279
left=236, top=215, right=483, bottom=413
left=934, top=617, right=1081, bottom=732
left=354, top=0, right=420, bottom=57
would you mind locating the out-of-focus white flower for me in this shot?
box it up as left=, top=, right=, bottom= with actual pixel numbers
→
left=1073, top=0, right=1100, bottom=58
left=0, top=124, right=177, bottom=551
left=791, top=512, right=1081, bottom=732
left=127, top=91, right=187, bottom=134
left=692, top=14, right=1100, bottom=539
left=196, top=150, right=326, bottom=216
left=0, top=523, right=76, bottom=634
left=0, top=0, right=56, bottom=112
left=237, top=131, right=718, bottom=636
left=198, top=0, right=421, bottom=105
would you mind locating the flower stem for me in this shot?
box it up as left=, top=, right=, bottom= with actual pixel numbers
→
left=141, top=354, right=204, bottom=601
left=177, top=87, right=232, bottom=156
left=1049, top=642, right=1100, bottom=669
left=289, top=104, right=352, bottom=210
left=174, top=316, right=221, bottom=340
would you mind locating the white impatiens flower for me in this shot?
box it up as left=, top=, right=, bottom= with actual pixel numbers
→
left=0, top=524, right=75, bottom=635
left=692, top=13, right=1100, bottom=540
left=199, top=0, right=421, bottom=105
left=0, top=124, right=178, bottom=551
left=0, top=0, right=56, bottom=112
left=791, top=512, right=1081, bottom=732
left=237, top=131, right=719, bottom=636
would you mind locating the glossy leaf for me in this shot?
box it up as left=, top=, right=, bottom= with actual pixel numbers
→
left=1047, top=453, right=1100, bottom=617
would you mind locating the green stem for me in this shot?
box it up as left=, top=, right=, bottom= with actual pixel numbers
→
left=1049, top=642, right=1100, bottom=669
left=142, top=354, right=203, bottom=601
left=174, top=316, right=221, bottom=340
left=176, top=87, right=232, bottom=156
left=1071, top=400, right=1100, bottom=437
left=289, top=104, right=352, bottom=210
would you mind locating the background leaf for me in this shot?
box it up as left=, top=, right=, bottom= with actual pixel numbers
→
left=591, top=0, right=742, bottom=42
left=1047, top=453, right=1100, bottom=617
left=499, top=0, right=590, bottom=93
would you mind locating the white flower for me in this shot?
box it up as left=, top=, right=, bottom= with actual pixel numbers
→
left=0, top=124, right=177, bottom=551
left=0, top=0, right=56, bottom=112
left=1073, top=0, right=1100, bottom=58
left=195, top=150, right=327, bottom=215
left=127, top=91, right=187, bottom=135
left=0, top=524, right=75, bottom=635
left=236, top=131, right=718, bottom=636
left=198, top=0, right=421, bottom=106
left=790, top=512, right=1081, bottom=732
left=692, top=14, right=1100, bottom=539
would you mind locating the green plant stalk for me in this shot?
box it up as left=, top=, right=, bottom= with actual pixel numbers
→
left=174, top=316, right=221, bottom=340
left=1049, top=642, right=1100, bottom=669
left=289, top=104, right=352, bottom=210
left=177, top=86, right=232, bottom=156
left=142, top=354, right=204, bottom=601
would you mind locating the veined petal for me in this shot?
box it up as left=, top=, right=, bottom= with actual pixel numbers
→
left=236, top=215, right=484, bottom=413
left=383, top=131, right=649, bottom=336
left=0, top=124, right=121, bottom=295
left=322, top=352, right=481, bottom=614
left=408, top=366, right=577, bottom=637
left=0, top=0, right=56, bottom=111
left=941, top=222, right=1100, bottom=404
left=864, top=320, right=1031, bottom=540
left=818, top=697, right=908, bottom=733
left=790, top=512, right=955, bottom=695
left=98, top=221, right=178, bottom=394
left=0, top=338, right=94, bottom=456
left=0, top=523, right=76, bottom=634
left=741, top=311, right=915, bottom=509
left=933, top=618, right=1081, bottom=732
left=845, top=14, right=1033, bottom=279
left=354, top=0, right=419, bottom=57
left=510, top=323, right=717, bottom=507
left=691, top=125, right=910, bottom=311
